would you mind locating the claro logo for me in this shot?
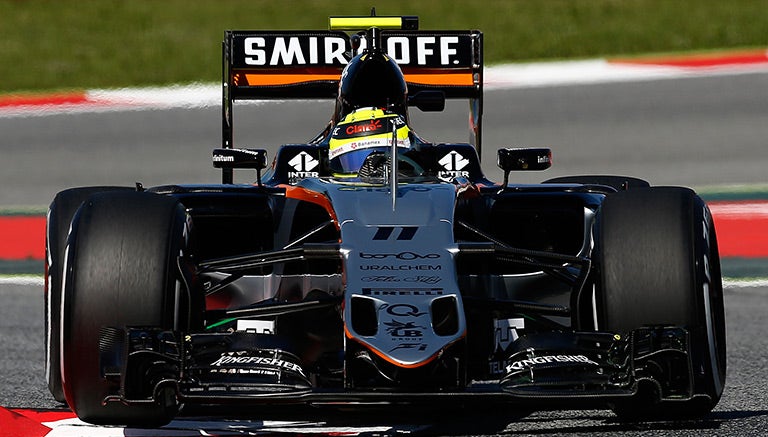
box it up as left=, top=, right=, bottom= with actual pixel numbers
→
left=359, top=252, right=440, bottom=260
left=346, top=119, right=382, bottom=135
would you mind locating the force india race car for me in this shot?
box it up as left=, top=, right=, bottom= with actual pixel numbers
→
left=44, top=15, right=726, bottom=426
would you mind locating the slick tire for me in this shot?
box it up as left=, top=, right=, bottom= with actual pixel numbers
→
left=45, top=186, right=132, bottom=403
left=60, top=191, right=188, bottom=426
left=596, top=187, right=726, bottom=420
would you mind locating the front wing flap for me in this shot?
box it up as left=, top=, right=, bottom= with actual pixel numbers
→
left=499, top=327, right=692, bottom=403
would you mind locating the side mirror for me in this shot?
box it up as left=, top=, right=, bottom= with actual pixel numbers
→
left=497, top=147, right=552, bottom=187
left=408, top=90, right=446, bottom=112
left=213, top=148, right=268, bottom=185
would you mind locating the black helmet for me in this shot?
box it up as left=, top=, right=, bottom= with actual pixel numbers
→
left=335, top=31, right=408, bottom=121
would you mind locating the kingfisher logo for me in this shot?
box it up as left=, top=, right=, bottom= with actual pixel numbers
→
left=438, top=151, right=470, bottom=180
left=506, top=355, right=599, bottom=372
left=288, top=151, right=320, bottom=181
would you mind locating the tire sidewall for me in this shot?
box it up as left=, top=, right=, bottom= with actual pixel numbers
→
left=690, top=197, right=726, bottom=404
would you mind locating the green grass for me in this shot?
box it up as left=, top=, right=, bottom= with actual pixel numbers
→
left=1, top=0, right=766, bottom=93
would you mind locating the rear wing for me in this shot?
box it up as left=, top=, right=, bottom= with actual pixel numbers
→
left=223, top=30, right=482, bottom=99
left=222, top=26, right=483, bottom=147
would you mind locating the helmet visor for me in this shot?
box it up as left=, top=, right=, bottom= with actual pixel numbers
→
left=331, top=147, right=388, bottom=175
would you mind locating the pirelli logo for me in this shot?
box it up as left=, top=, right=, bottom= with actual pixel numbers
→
left=229, top=31, right=475, bottom=69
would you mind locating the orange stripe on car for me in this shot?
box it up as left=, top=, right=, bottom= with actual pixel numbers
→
left=404, top=72, right=475, bottom=86
left=280, top=185, right=339, bottom=229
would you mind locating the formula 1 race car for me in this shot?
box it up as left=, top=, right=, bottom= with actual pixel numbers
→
left=44, top=15, right=726, bottom=426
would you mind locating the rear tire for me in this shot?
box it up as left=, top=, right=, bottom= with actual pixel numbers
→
left=596, top=187, right=726, bottom=419
left=45, top=186, right=132, bottom=403
left=61, top=191, right=189, bottom=426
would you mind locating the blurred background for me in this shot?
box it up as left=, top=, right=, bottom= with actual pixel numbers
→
left=1, top=0, right=766, bottom=94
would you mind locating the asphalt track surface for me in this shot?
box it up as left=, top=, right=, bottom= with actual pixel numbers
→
left=1, top=71, right=768, bottom=207
left=0, top=72, right=767, bottom=434
left=2, top=283, right=767, bottom=435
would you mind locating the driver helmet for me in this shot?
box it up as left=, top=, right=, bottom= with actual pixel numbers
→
left=334, top=48, right=408, bottom=122
left=328, top=107, right=411, bottom=175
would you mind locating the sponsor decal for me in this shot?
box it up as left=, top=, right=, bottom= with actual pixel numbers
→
left=288, top=151, right=319, bottom=172
left=361, top=287, right=443, bottom=296
left=236, top=319, right=275, bottom=334
left=389, top=342, right=428, bottom=352
left=345, top=119, right=383, bottom=136
left=210, top=368, right=279, bottom=376
left=380, top=303, right=428, bottom=318
left=287, top=151, right=320, bottom=181
left=328, top=136, right=411, bottom=159
left=235, top=34, right=472, bottom=68
left=372, top=226, right=418, bottom=241
left=359, top=251, right=440, bottom=260
left=438, top=150, right=470, bottom=180
left=494, top=318, right=525, bottom=352
left=337, top=186, right=431, bottom=192
left=384, top=319, right=425, bottom=338
left=488, top=360, right=507, bottom=375
left=360, top=264, right=441, bottom=271
left=391, top=36, right=466, bottom=66
left=242, top=35, right=348, bottom=66
left=211, top=352, right=306, bottom=377
left=361, top=275, right=442, bottom=285
left=506, top=354, right=599, bottom=372
left=213, top=154, right=235, bottom=162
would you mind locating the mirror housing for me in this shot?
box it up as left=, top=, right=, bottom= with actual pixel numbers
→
left=497, top=148, right=552, bottom=187
left=213, top=148, right=268, bottom=185
left=408, top=90, right=446, bottom=112
left=212, top=148, right=267, bottom=170
left=497, top=148, right=551, bottom=172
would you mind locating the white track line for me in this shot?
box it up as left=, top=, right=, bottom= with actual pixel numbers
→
left=2, top=58, right=767, bottom=118
left=0, top=276, right=44, bottom=287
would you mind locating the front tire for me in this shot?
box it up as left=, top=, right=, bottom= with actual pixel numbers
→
left=596, top=187, right=726, bottom=419
left=45, top=186, right=132, bottom=403
left=61, top=191, right=189, bottom=426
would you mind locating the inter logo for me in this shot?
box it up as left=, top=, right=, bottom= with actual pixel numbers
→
left=288, top=151, right=319, bottom=172
left=438, top=151, right=471, bottom=180
left=287, top=151, right=320, bottom=181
